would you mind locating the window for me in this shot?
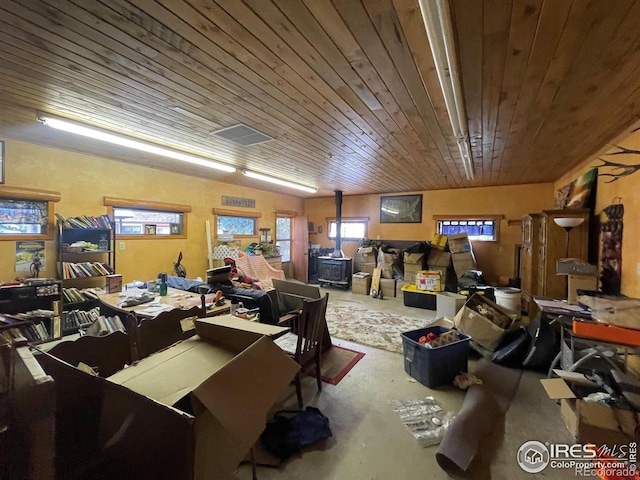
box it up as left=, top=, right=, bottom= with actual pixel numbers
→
left=437, top=218, right=499, bottom=241
left=0, top=187, right=60, bottom=240
left=275, top=217, right=291, bottom=262
left=112, top=208, right=185, bottom=236
left=0, top=199, right=49, bottom=235
left=105, top=197, right=191, bottom=238
left=328, top=219, right=368, bottom=241
left=217, top=215, right=257, bottom=236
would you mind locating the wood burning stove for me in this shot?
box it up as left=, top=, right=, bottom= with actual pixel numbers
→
left=317, top=256, right=352, bottom=290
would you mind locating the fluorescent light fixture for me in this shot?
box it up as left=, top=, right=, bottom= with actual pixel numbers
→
left=419, top=0, right=475, bottom=180
left=37, top=114, right=236, bottom=173
left=242, top=170, right=317, bottom=193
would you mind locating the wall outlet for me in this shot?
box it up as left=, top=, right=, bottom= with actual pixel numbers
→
left=119, top=241, right=126, bottom=251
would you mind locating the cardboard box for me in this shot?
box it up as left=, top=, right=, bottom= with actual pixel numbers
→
left=403, top=252, right=425, bottom=265
left=352, top=272, right=372, bottom=295
left=447, top=233, right=472, bottom=254
left=541, top=378, right=640, bottom=445
left=403, top=263, right=423, bottom=285
left=379, top=277, right=397, bottom=298
left=416, top=270, right=441, bottom=292
left=454, top=293, right=518, bottom=351
left=358, top=263, right=376, bottom=276
left=452, top=251, right=476, bottom=278
left=431, top=234, right=447, bottom=249
left=427, top=249, right=452, bottom=268
left=567, top=274, right=598, bottom=304
left=105, top=274, right=123, bottom=294
left=41, top=316, right=300, bottom=480
left=377, top=249, right=399, bottom=279
left=436, top=292, right=466, bottom=318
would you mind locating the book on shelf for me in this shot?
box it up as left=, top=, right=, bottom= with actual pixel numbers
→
left=58, top=214, right=112, bottom=230
left=85, top=314, right=125, bottom=337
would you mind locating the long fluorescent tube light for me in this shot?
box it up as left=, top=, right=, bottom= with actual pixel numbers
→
left=37, top=114, right=236, bottom=173
left=242, top=170, right=317, bottom=193
left=419, top=0, right=475, bottom=180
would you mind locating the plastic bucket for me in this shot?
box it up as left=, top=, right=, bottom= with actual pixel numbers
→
left=494, top=287, right=522, bottom=319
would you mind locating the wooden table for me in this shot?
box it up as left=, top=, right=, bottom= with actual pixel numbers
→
left=96, top=287, right=230, bottom=319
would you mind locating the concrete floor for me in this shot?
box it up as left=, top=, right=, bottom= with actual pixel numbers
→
left=232, top=287, right=578, bottom=480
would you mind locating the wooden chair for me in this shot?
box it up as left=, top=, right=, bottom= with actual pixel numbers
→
left=131, top=302, right=205, bottom=360
left=274, top=294, right=329, bottom=407
left=38, top=329, right=133, bottom=378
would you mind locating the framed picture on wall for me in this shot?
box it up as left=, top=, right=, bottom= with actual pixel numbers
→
left=380, top=194, right=423, bottom=223
left=0, top=140, right=4, bottom=184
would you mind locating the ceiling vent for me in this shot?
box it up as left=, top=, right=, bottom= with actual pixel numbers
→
left=211, top=124, right=274, bottom=146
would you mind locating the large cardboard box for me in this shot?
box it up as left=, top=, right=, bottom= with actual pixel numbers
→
left=403, top=263, right=423, bottom=285
left=356, top=246, right=377, bottom=275
left=379, top=277, right=397, bottom=298
left=403, top=252, right=425, bottom=265
left=454, top=293, right=518, bottom=351
left=427, top=249, right=452, bottom=268
left=40, top=316, right=299, bottom=480
left=377, top=249, right=399, bottom=279
left=352, top=272, right=372, bottom=295
left=447, top=233, right=472, bottom=254
left=452, top=251, right=476, bottom=278
left=567, top=274, right=598, bottom=304
left=541, top=378, right=640, bottom=446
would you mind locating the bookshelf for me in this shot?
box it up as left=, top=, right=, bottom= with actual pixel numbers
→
left=56, top=215, right=117, bottom=334
left=0, top=280, right=64, bottom=344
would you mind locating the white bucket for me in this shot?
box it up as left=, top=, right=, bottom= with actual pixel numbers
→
left=494, top=287, right=522, bottom=319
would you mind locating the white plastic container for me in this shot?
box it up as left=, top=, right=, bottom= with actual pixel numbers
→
left=494, top=288, right=522, bottom=319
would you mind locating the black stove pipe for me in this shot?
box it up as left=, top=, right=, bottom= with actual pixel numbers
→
left=333, top=190, right=344, bottom=258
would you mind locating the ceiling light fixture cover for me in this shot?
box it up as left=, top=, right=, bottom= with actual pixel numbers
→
left=37, top=114, right=236, bottom=173
left=419, top=0, right=475, bottom=181
left=242, top=170, right=317, bottom=193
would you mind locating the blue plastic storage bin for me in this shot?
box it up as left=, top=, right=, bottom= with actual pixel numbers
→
left=401, top=326, right=471, bottom=388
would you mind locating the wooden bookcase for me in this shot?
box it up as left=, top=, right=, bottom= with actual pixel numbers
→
left=56, top=216, right=117, bottom=335
left=0, top=280, right=63, bottom=344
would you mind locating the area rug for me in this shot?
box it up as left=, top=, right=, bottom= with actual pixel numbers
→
left=305, top=345, right=365, bottom=385
left=325, top=303, right=434, bottom=353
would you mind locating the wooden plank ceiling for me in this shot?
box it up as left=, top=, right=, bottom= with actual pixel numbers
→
left=0, top=0, right=640, bottom=197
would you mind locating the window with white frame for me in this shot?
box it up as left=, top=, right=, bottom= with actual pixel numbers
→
left=275, top=217, right=291, bottom=262
left=328, top=219, right=368, bottom=241
left=112, top=208, right=185, bottom=236
left=436, top=218, right=499, bottom=241
left=217, top=215, right=257, bottom=236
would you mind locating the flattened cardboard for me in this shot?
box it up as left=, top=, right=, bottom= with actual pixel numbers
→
left=540, top=378, right=577, bottom=399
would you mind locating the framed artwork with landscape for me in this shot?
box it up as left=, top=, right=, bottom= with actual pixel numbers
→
left=380, top=194, right=423, bottom=223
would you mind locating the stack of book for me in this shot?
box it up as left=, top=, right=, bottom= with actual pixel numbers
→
left=56, top=213, right=112, bottom=229
left=63, top=287, right=95, bottom=303
left=85, top=315, right=126, bottom=336
left=63, top=306, right=101, bottom=333
left=0, top=311, right=61, bottom=344
left=61, top=262, right=114, bottom=279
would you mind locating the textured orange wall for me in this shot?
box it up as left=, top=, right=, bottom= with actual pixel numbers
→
left=0, top=138, right=303, bottom=284
left=555, top=127, right=640, bottom=298
left=304, top=184, right=555, bottom=284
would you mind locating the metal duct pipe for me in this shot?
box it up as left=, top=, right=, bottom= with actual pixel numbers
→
left=333, top=190, right=344, bottom=258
